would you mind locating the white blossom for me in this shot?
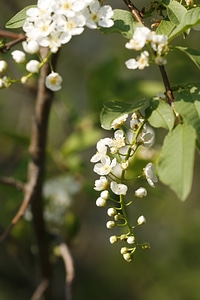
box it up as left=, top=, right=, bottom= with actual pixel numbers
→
left=93, top=156, right=117, bottom=176
left=94, top=176, right=109, bottom=191
left=106, top=220, right=115, bottom=229
left=90, top=138, right=111, bottom=163
left=107, top=207, right=117, bottom=217
left=111, top=114, right=128, bottom=129
left=85, top=1, right=114, bottom=29
left=45, top=72, right=63, bottom=91
left=109, top=130, right=126, bottom=154
left=144, top=162, right=158, bottom=187
left=109, top=235, right=118, bottom=244
left=127, top=236, right=135, bottom=244
left=110, top=181, right=128, bottom=195
left=125, top=26, right=150, bottom=51
left=100, top=190, right=109, bottom=200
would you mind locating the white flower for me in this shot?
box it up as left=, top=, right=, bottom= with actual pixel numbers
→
left=137, top=215, right=146, bottom=225
left=0, top=76, right=9, bottom=89
left=86, top=1, right=114, bottom=29
left=125, top=58, right=139, bottom=70
left=26, top=60, right=40, bottom=73
left=94, top=176, right=109, bottom=191
left=93, top=156, right=117, bottom=176
left=125, top=26, right=150, bottom=51
left=120, top=247, right=128, bottom=254
left=127, top=236, right=135, bottom=244
left=11, top=50, right=26, bottom=63
left=111, top=114, right=128, bottom=129
left=96, top=197, right=107, bottom=207
left=138, top=124, right=155, bottom=147
left=144, top=162, right=158, bottom=187
left=110, top=181, right=128, bottom=195
left=123, top=253, right=132, bottom=262
left=90, top=138, right=111, bottom=163
left=109, top=130, right=126, bottom=154
left=45, top=72, right=63, bottom=91
left=0, top=60, right=7, bottom=73
left=134, top=187, right=147, bottom=198
left=137, top=51, right=149, bottom=69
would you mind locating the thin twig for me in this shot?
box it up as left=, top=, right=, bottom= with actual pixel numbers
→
left=0, top=30, right=26, bottom=53
left=123, top=0, right=144, bottom=24
left=31, top=279, right=49, bottom=300
left=0, top=176, right=25, bottom=191
left=59, top=242, right=75, bottom=300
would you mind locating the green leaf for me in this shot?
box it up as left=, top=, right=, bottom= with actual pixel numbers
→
left=100, top=9, right=141, bottom=39
left=168, top=7, right=200, bottom=40
left=6, top=5, right=36, bottom=28
left=175, top=85, right=200, bottom=138
left=166, top=0, right=187, bottom=25
left=100, top=99, right=146, bottom=130
left=156, top=18, right=176, bottom=36
left=157, top=124, right=196, bottom=201
left=172, top=46, right=200, bottom=69
left=145, top=98, right=175, bottom=131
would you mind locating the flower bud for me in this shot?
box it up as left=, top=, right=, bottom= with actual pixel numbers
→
left=26, top=60, right=40, bottom=73
left=109, top=235, right=118, bottom=244
left=137, top=215, right=146, bottom=225
left=96, top=197, right=106, bottom=207
left=11, top=50, right=26, bottom=63
left=120, top=247, right=128, bottom=254
left=106, top=220, right=115, bottom=229
left=0, top=60, right=8, bottom=73
left=127, top=236, right=135, bottom=244
left=107, top=207, right=116, bottom=217
left=135, top=187, right=147, bottom=198
left=123, top=253, right=132, bottom=262
left=100, top=190, right=109, bottom=200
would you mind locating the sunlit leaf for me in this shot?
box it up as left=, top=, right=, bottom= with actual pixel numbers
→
left=100, top=99, right=146, bottom=130
left=157, top=124, right=196, bottom=201
left=145, top=98, right=175, bottom=131
left=175, top=85, right=200, bottom=138
left=6, top=5, right=36, bottom=28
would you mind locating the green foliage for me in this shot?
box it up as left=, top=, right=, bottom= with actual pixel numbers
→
left=172, top=46, right=200, bottom=69
left=5, top=5, right=36, bottom=29
left=157, top=124, right=196, bottom=201
left=100, top=99, right=146, bottom=130
left=146, top=97, right=175, bottom=131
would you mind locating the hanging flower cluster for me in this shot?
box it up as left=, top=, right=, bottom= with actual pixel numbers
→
left=90, top=112, right=158, bottom=262
left=0, top=0, right=114, bottom=91
left=125, top=26, right=168, bottom=70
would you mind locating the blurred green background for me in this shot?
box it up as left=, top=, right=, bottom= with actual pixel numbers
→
left=0, top=0, right=200, bottom=299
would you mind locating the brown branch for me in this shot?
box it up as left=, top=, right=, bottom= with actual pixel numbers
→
left=59, top=242, right=75, bottom=300
left=0, top=176, right=25, bottom=191
left=123, top=0, right=144, bottom=24
left=31, top=279, right=49, bottom=300
left=0, top=30, right=26, bottom=53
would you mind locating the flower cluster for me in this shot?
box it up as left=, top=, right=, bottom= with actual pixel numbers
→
left=125, top=26, right=168, bottom=70
left=91, top=112, right=158, bottom=262
left=23, top=0, right=114, bottom=54
left=0, top=0, right=114, bottom=91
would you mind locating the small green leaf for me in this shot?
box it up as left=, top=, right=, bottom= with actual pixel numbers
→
left=175, top=85, right=200, bottom=138
left=156, top=18, right=175, bottom=36
left=157, top=124, right=196, bottom=201
left=100, top=99, right=146, bottom=130
left=166, top=0, right=187, bottom=25
left=145, top=98, right=175, bottom=131
left=172, top=46, right=200, bottom=69
left=6, top=5, right=36, bottom=29
left=100, top=9, right=141, bottom=39
left=168, top=7, right=200, bottom=40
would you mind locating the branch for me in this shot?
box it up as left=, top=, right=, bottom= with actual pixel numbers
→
left=31, top=279, right=49, bottom=300
left=0, top=176, right=25, bottom=191
left=59, top=242, right=75, bottom=300
left=0, top=30, right=26, bottom=53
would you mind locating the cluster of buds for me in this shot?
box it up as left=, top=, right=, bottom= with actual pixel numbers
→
left=90, top=112, right=158, bottom=262
left=0, top=0, right=114, bottom=91
left=125, top=26, right=168, bottom=70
